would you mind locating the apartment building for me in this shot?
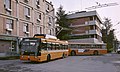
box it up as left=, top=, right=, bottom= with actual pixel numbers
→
left=0, top=0, right=55, bottom=57
left=67, top=11, right=104, bottom=44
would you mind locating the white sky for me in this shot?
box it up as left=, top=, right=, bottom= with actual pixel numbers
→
left=47, top=0, right=120, bottom=41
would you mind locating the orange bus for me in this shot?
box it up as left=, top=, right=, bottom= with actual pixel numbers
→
left=20, top=34, right=68, bottom=62
left=69, top=42, right=107, bottom=56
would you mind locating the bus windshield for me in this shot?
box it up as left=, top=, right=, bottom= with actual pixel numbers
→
left=20, top=38, right=40, bottom=55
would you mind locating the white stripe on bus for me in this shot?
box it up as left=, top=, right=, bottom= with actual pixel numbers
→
left=41, top=50, right=68, bottom=53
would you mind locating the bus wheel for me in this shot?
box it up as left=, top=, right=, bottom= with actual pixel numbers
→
left=93, top=51, right=99, bottom=55
left=62, top=53, right=65, bottom=58
left=71, top=51, right=76, bottom=56
left=47, top=54, right=51, bottom=62
left=117, top=51, right=120, bottom=54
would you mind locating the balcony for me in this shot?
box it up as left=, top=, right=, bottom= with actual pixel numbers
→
left=69, top=24, right=86, bottom=27
left=6, top=28, right=12, bottom=31
left=85, top=30, right=102, bottom=37
left=6, top=25, right=13, bottom=31
left=69, top=20, right=101, bottom=29
left=85, top=20, right=101, bottom=29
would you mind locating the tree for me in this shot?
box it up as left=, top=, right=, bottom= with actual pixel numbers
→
left=56, top=5, right=71, bottom=40
left=107, top=30, right=115, bottom=52
left=102, top=18, right=115, bottom=52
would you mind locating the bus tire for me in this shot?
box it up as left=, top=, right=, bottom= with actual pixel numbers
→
left=47, top=54, right=51, bottom=62
left=93, top=50, right=99, bottom=55
left=117, top=51, right=120, bottom=54
left=62, top=53, right=65, bottom=58
left=71, top=50, right=76, bottom=56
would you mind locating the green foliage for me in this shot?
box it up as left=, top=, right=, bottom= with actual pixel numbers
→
left=56, top=5, right=71, bottom=40
left=107, top=30, right=115, bottom=52
left=56, top=6, right=68, bottom=27
left=102, top=18, right=115, bottom=52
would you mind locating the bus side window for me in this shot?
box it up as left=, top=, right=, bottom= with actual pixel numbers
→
left=60, top=44, right=63, bottom=50
left=60, top=44, right=63, bottom=49
left=64, top=45, right=66, bottom=49
left=50, top=44, right=53, bottom=50
left=55, top=44, right=58, bottom=50
left=65, top=45, right=68, bottom=49
left=41, top=43, right=47, bottom=50
left=47, top=43, right=52, bottom=50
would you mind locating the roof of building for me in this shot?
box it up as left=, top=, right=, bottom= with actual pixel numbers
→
left=67, top=10, right=102, bottom=23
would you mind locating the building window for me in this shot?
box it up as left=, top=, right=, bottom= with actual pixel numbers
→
left=23, top=23, right=29, bottom=34
left=48, top=28, right=53, bottom=35
left=37, top=13, right=41, bottom=22
left=48, top=17, right=52, bottom=26
left=36, top=26, right=40, bottom=34
left=24, top=33, right=29, bottom=37
left=10, top=41, right=16, bottom=51
left=6, top=19, right=13, bottom=35
left=4, top=0, right=11, bottom=9
left=50, top=29, right=52, bottom=35
left=49, top=17, right=52, bottom=23
left=90, top=25, right=94, bottom=30
left=48, top=29, right=52, bottom=35
left=90, top=17, right=93, bottom=21
left=6, top=19, right=14, bottom=32
left=36, top=0, right=40, bottom=5
left=90, top=35, right=94, bottom=38
left=46, top=4, right=49, bottom=12
left=40, top=27, right=42, bottom=33
left=6, top=11, right=11, bottom=15
left=4, top=0, right=12, bottom=14
left=24, top=7, right=30, bottom=19
left=24, top=0, right=29, bottom=3
left=36, top=0, right=40, bottom=8
left=52, top=28, right=54, bottom=35
left=6, top=31, right=11, bottom=35
left=39, top=13, right=41, bottom=20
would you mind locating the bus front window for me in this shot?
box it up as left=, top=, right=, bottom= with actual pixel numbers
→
left=20, top=39, right=39, bottom=56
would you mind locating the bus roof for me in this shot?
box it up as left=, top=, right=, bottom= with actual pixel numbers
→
left=34, top=34, right=57, bottom=40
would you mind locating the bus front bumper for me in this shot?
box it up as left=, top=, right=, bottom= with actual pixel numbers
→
left=20, top=55, right=41, bottom=62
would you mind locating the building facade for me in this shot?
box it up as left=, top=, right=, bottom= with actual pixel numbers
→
left=67, top=11, right=103, bottom=44
left=0, top=0, right=55, bottom=57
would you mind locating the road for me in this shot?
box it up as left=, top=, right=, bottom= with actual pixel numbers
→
left=0, top=53, right=120, bottom=72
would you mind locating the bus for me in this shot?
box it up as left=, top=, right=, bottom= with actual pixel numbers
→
left=20, top=34, right=68, bottom=62
left=69, top=42, right=107, bottom=56
left=116, top=45, right=120, bottom=54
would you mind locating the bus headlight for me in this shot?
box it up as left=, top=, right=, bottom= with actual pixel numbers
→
left=22, top=56, right=24, bottom=58
left=28, top=56, right=30, bottom=58
left=35, top=56, right=37, bottom=58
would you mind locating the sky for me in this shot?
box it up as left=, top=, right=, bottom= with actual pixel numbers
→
left=47, top=0, right=120, bottom=41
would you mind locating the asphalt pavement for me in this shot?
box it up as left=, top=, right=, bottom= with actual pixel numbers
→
left=0, top=53, right=120, bottom=72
